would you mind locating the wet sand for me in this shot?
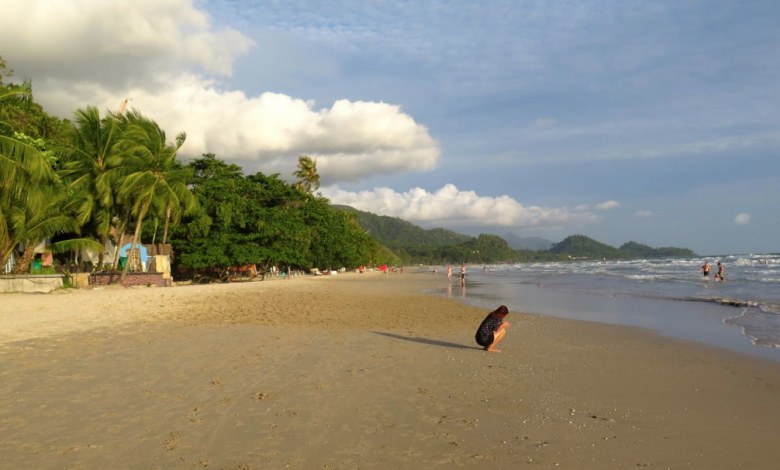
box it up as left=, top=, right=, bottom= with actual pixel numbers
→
left=1, top=273, right=779, bottom=469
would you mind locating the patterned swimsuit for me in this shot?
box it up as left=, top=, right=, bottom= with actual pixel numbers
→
left=475, top=315, right=503, bottom=347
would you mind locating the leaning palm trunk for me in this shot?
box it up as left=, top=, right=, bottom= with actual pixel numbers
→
left=112, top=208, right=132, bottom=271
left=10, top=243, right=36, bottom=274
left=96, top=234, right=107, bottom=271
left=161, top=204, right=172, bottom=250
left=111, top=233, right=124, bottom=271
left=0, top=240, right=14, bottom=273
left=115, top=203, right=150, bottom=285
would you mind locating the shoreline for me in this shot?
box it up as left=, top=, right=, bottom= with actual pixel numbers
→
left=2, top=273, right=780, bottom=468
left=428, top=272, right=780, bottom=362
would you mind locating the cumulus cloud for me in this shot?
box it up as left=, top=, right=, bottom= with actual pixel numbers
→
left=37, top=75, right=440, bottom=180
left=0, top=0, right=440, bottom=182
left=734, top=213, right=750, bottom=225
left=596, top=200, right=620, bottom=210
left=321, top=184, right=600, bottom=229
left=574, top=200, right=620, bottom=211
left=636, top=211, right=652, bottom=217
left=0, top=0, right=254, bottom=81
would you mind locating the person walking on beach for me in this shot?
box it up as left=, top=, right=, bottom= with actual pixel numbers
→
left=475, top=305, right=510, bottom=352
left=446, top=266, right=452, bottom=282
left=715, top=262, right=725, bottom=281
left=699, top=261, right=711, bottom=280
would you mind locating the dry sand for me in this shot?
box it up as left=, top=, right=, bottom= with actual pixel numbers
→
left=1, top=273, right=779, bottom=469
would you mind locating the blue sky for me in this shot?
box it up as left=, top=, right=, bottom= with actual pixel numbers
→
left=211, top=0, right=780, bottom=254
left=3, top=0, right=778, bottom=254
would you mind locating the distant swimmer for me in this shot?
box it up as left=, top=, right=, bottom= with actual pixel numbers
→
left=715, top=262, right=725, bottom=281
left=698, top=261, right=711, bottom=280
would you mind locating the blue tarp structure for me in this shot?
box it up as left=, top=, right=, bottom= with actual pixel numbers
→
left=119, top=243, right=148, bottom=265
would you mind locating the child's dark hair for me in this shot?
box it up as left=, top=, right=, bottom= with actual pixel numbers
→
left=489, top=305, right=509, bottom=319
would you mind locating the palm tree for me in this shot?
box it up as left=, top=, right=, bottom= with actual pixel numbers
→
left=293, top=155, right=320, bottom=193
left=56, top=106, right=128, bottom=270
left=113, top=114, right=194, bottom=284
left=0, top=85, right=51, bottom=270
left=1, top=87, right=101, bottom=272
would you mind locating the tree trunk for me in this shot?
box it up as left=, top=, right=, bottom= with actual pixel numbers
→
left=0, top=241, right=15, bottom=274
left=112, top=208, right=132, bottom=271
left=115, top=203, right=149, bottom=285
left=161, top=204, right=172, bottom=250
left=11, top=243, right=36, bottom=275
left=97, top=234, right=107, bottom=271
left=112, top=232, right=124, bottom=271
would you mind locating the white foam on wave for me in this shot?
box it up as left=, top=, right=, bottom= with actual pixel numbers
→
left=723, top=308, right=780, bottom=349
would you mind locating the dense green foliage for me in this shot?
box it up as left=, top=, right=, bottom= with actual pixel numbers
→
left=170, top=155, right=382, bottom=273
left=1, top=55, right=381, bottom=278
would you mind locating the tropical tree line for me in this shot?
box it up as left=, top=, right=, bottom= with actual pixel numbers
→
left=1, top=54, right=386, bottom=282
left=169, top=154, right=390, bottom=277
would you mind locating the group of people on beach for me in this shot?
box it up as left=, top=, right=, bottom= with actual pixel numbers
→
left=699, top=261, right=725, bottom=281
left=443, top=265, right=466, bottom=287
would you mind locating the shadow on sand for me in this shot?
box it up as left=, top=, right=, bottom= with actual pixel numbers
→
left=372, top=332, right=482, bottom=351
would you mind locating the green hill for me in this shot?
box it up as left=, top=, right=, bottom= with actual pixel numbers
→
left=548, top=235, right=696, bottom=260
left=619, top=241, right=695, bottom=258
left=502, top=232, right=555, bottom=251
left=332, top=205, right=471, bottom=247
left=331, top=207, right=695, bottom=265
left=549, top=235, right=625, bottom=259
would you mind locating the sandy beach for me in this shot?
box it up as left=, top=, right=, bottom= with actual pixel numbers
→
left=1, top=273, right=779, bottom=469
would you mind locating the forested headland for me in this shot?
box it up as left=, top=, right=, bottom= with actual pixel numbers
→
left=337, top=207, right=697, bottom=265
left=0, top=55, right=385, bottom=281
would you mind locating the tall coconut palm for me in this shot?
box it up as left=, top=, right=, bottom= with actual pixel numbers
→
left=6, top=184, right=101, bottom=274
left=56, top=106, right=128, bottom=270
left=1, top=88, right=101, bottom=272
left=113, top=114, right=194, bottom=284
left=293, top=155, right=320, bottom=193
left=0, top=85, right=51, bottom=269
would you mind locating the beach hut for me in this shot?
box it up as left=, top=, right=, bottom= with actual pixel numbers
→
left=119, top=243, right=148, bottom=272
left=80, top=239, right=117, bottom=267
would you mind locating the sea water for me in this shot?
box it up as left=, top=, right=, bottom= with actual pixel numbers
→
left=434, top=253, right=780, bottom=361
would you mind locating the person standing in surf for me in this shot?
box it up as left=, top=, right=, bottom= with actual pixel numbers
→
left=475, top=305, right=510, bottom=352
left=698, top=261, right=711, bottom=279
left=446, top=266, right=452, bottom=282
left=715, top=262, right=725, bottom=281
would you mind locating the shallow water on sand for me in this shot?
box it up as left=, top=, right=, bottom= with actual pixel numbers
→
left=428, top=257, right=780, bottom=362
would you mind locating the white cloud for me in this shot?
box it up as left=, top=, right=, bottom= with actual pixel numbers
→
left=596, top=200, right=620, bottom=210
left=734, top=213, right=750, bottom=225
left=636, top=211, right=652, bottom=217
left=0, top=0, right=440, bottom=183
left=574, top=200, right=620, bottom=211
left=321, top=184, right=600, bottom=229
left=0, top=0, right=254, bottom=80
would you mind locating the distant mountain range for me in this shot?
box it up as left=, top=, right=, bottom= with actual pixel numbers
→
left=501, top=232, right=555, bottom=251
left=331, top=205, right=471, bottom=248
left=333, top=206, right=695, bottom=264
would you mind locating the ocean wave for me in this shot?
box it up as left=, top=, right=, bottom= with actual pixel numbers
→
left=724, top=308, right=780, bottom=349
